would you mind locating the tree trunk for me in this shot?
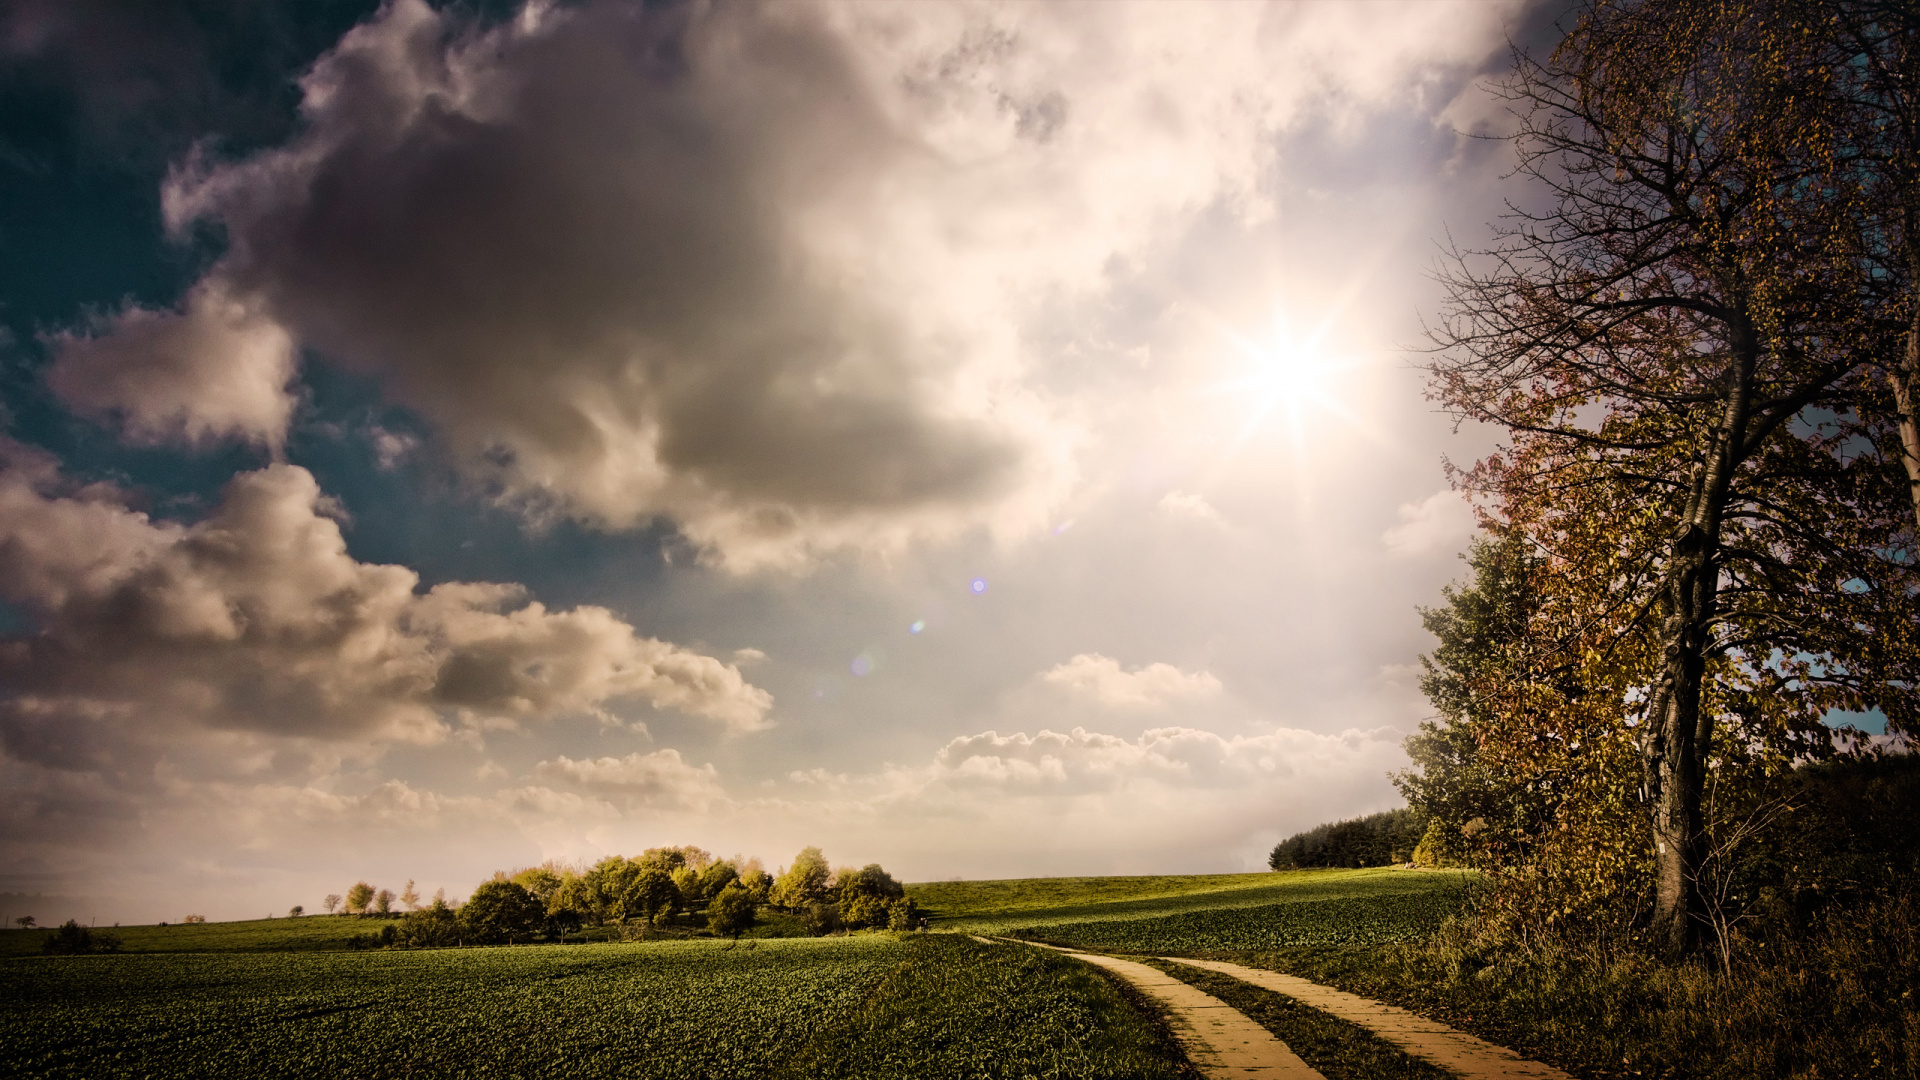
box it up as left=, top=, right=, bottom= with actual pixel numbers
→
left=1643, top=352, right=1751, bottom=958
left=1645, top=522, right=1715, bottom=958
left=1894, top=280, right=1920, bottom=536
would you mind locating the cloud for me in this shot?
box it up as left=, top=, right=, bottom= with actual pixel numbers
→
left=1157, top=490, right=1230, bottom=528
left=46, top=280, right=296, bottom=448
left=0, top=441, right=773, bottom=782
left=1381, top=488, right=1476, bottom=556
left=51, top=0, right=1518, bottom=570
left=1040, top=653, right=1223, bottom=708
left=533, top=750, right=727, bottom=811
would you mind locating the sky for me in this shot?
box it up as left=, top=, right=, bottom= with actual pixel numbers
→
left=0, top=0, right=1572, bottom=924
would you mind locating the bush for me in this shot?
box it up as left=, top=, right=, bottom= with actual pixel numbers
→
left=42, top=920, right=121, bottom=955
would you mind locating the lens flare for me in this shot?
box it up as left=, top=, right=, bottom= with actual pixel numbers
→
left=909, top=620, right=926, bottom=634
left=970, top=578, right=987, bottom=594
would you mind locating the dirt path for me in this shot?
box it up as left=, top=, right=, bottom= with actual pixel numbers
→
left=994, top=939, right=1325, bottom=1078
left=1163, top=957, right=1575, bottom=1080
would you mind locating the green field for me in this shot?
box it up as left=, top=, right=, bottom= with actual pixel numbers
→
left=916, top=866, right=1472, bottom=936
left=0, top=915, right=385, bottom=957
left=0, top=932, right=1197, bottom=1079
left=0, top=867, right=1475, bottom=1078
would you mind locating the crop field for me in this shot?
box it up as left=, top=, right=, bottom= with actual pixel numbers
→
left=1, top=933, right=1197, bottom=1079
left=922, top=867, right=1472, bottom=936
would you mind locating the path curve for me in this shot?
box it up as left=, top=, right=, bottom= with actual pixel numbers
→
left=1163, top=957, right=1576, bottom=1080
left=995, top=939, right=1325, bottom=1078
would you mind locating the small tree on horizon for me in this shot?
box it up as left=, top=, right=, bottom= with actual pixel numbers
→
left=14, top=916, right=34, bottom=930
left=375, top=888, right=395, bottom=916
left=323, top=894, right=342, bottom=915
left=289, top=905, right=304, bottom=918
left=345, top=882, right=375, bottom=916
left=399, top=880, right=421, bottom=912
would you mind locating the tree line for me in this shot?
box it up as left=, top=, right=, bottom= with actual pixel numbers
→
left=1401, top=0, right=1919, bottom=960
left=317, top=845, right=919, bottom=949
left=1267, top=809, right=1426, bottom=870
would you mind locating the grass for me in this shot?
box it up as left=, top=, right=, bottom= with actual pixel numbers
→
left=1213, top=888, right=1920, bottom=1080
left=771, top=935, right=1199, bottom=1080
left=1140, top=958, right=1452, bottom=1080
left=917, top=867, right=1471, bottom=935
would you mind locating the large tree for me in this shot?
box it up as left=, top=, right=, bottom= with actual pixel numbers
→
left=1430, top=0, right=1919, bottom=954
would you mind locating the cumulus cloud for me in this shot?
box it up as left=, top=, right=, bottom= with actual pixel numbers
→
left=1040, top=653, right=1222, bottom=708
left=1381, top=488, right=1476, bottom=556
left=52, top=0, right=1517, bottom=569
left=533, top=750, right=727, bottom=812
left=47, top=280, right=296, bottom=448
left=0, top=441, right=773, bottom=781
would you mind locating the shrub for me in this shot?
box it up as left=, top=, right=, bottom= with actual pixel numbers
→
left=804, top=902, right=843, bottom=936
left=42, top=920, right=121, bottom=955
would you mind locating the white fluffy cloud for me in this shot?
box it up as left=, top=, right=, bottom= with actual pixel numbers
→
left=1040, top=653, right=1223, bottom=708
left=0, top=441, right=773, bottom=782
left=533, top=750, right=727, bottom=812
left=47, top=280, right=295, bottom=448
left=49, top=0, right=1518, bottom=569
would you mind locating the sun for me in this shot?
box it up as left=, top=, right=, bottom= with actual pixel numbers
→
left=1208, top=307, right=1350, bottom=443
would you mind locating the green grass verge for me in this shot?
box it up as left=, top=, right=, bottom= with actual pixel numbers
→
left=1140, top=958, right=1453, bottom=1080
left=771, top=935, right=1199, bottom=1080
left=920, top=867, right=1471, bottom=936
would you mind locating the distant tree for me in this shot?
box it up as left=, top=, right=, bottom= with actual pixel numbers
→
left=399, top=880, right=421, bottom=912
left=181, top=914, right=207, bottom=924
left=511, top=866, right=562, bottom=907
left=42, top=919, right=120, bottom=955
left=670, top=866, right=705, bottom=906
left=374, top=889, right=395, bottom=916
left=460, top=880, right=542, bottom=944
left=394, top=897, right=462, bottom=948
left=838, top=864, right=906, bottom=929
left=739, top=869, right=773, bottom=904
left=770, top=847, right=832, bottom=910
left=706, top=881, right=756, bottom=939
left=803, top=902, right=843, bottom=936
left=323, top=894, right=342, bottom=915
left=622, top=868, right=680, bottom=926
left=345, top=882, right=375, bottom=916
left=289, top=905, right=304, bottom=918
left=14, top=916, right=34, bottom=930
left=699, top=860, right=740, bottom=900
left=1268, top=809, right=1426, bottom=870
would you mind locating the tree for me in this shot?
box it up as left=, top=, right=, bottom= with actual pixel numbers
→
left=706, top=881, right=756, bottom=939
left=511, top=865, right=562, bottom=908
left=344, top=882, right=375, bottom=916
left=14, top=916, right=34, bottom=930
left=289, top=905, right=304, bottom=918
left=375, top=888, right=395, bottom=916
left=699, top=859, right=739, bottom=900
left=460, top=880, right=542, bottom=944
left=399, top=880, right=421, bottom=912
left=770, top=847, right=832, bottom=910
left=395, top=898, right=461, bottom=949
left=837, top=863, right=906, bottom=929
left=622, top=868, right=680, bottom=926
left=1429, top=0, right=1920, bottom=954
left=323, top=894, right=342, bottom=915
